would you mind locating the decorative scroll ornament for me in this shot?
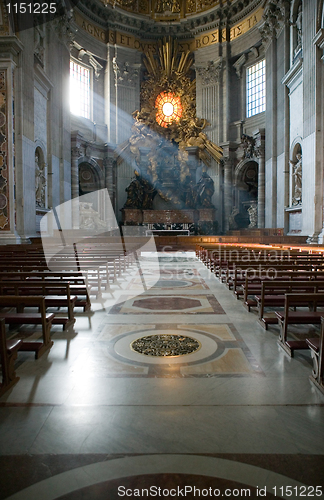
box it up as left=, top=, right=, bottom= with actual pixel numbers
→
left=196, top=60, right=223, bottom=86
left=259, top=0, right=290, bottom=41
left=112, top=57, right=140, bottom=86
left=241, top=134, right=256, bottom=159
left=52, top=11, right=75, bottom=46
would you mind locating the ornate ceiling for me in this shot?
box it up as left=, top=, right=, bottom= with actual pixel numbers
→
left=75, top=0, right=262, bottom=41
left=100, top=0, right=235, bottom=21
left=102, top=0, right=226, bottom=20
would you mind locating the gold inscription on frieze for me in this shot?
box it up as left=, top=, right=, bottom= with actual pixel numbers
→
left=76, top=6, right=263, bottom=51
left=229, top=8, right=263, bottom=42
left=109, top=29, right=157, bottom=52
left=195, top=31, right=219, bottom=49
left=196, top=7, right=263, bottom=48
left=75, top=12, right=107, bottom=42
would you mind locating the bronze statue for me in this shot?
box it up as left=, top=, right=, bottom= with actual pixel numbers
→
left=123, top=170, right=156, bottom=210
left=193, top=172, right=215, bottom=208
left=123, top=171, right=144, bottom=209
left=181, top=174, right=196, bottom=208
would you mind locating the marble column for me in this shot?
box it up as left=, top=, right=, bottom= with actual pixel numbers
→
left=255, top=130, right=265, bottom=228
left=104, top=155, right=116, bottom=229
left=223, top=156, right=233, bottom=232
left=71, top=146, right=81, bottom=229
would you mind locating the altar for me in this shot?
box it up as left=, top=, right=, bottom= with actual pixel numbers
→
left=122, top=208, right=216, bottom=235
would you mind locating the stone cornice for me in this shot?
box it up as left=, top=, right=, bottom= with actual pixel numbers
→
left=313, top=28, right=324, bottom=62
left=0, top=36, right=24, bottom=60
left=34, top=63, right=54, bottom=95
left=282, top=57, right=303, bottom=89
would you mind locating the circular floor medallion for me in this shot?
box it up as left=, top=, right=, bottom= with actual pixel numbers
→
left=130, top=334, right=201, bottom=357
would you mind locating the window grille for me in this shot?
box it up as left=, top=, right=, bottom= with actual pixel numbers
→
left=70, top=60, right=91, bottom=119
left=246, top=60, right=266, bottom=118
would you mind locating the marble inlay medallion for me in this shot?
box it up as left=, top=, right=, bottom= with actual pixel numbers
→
left=131, top=334, right=201, bottom=357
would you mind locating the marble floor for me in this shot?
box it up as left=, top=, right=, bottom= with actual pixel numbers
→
left=0, top=252, right=324, bottom=499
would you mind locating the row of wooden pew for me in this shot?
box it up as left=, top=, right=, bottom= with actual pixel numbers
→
left=196, top=242, right=324, bottom=395
left=0, top=240, right=140, bottom=396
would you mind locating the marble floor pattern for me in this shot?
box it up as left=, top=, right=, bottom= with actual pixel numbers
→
left=0, top=252, right=324, bottom=499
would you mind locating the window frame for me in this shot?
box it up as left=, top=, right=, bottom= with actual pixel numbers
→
left=246, top=58, right=266, bottom=119
left=70, top=57, right=93, bottom=121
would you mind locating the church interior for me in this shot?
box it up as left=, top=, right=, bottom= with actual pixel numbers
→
left=0, top=0, right=324, bottom=498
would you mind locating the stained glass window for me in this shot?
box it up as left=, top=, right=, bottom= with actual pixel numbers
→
left=70, top=60, right=91, bottom=119
left=246, top=60, right=266, bottom=118
left=155, top=92, right=182, bottom=128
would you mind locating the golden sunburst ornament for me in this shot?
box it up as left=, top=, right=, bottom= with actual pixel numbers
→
left=155, top=92, right=182, bottom=128
left=127, top=37, right=222, bottom=170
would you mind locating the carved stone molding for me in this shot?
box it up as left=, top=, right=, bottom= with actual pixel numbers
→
left=254, top=130, right=265, bottom=159
left=72, top=41, right=103, bottom=79
left=233, top=54, right=247, bottom=79
left=196, top=60, right=223, bottom=86
left=112, top=57, right=140, bottom=86
left=71, top=146, right=83, bottom=159
left=259, top=0, right=290, bottom=44
left=313, top=29, right=324, bottom=62
left=52, top=12, right=76, bottom=47
left=241, top=134, right=256, bottom=159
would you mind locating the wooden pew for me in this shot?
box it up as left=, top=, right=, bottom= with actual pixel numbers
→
left=0, top=296, right=54, bottom=359
left=306, top=316, right=324, bottom=395
left=0, top=318, right=22, bottom=396
left=0, top=272, right=92, bottom=311
left=276, top=293, right=324, bottom=356
left=227, top=263, right=322, bottom=294
left=241, top=270, right=324, bottom=310
left=0, top=281, right=77, bottom=330
left=255, top=281, right=324, bottom=329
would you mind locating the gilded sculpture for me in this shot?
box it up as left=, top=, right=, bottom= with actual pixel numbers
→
left=128, top=37, right=222, bottom=170
left=121, top=37, right=221, bottom=213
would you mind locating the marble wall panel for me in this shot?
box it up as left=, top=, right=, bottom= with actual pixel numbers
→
left=50, top=155, right=60, bottom=210
left=276, top=153, right=285, bottom=228
left=289, top=81, right=303, bottom=144
left=302, top=132, right=316, bottom=236
left=265, top=158, right=273, bottom=228
left=22, top=135, right=37, bottom=235
left=34, top=87, right=47, bottom=148
left=63, top=159, right=72, bottom=203
left=288, top=209, right=302, bottom=233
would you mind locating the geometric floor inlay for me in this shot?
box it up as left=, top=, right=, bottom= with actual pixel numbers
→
left=109, top=294, right=225, bottom=314
left=130, top=334, right=201, bottom=357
